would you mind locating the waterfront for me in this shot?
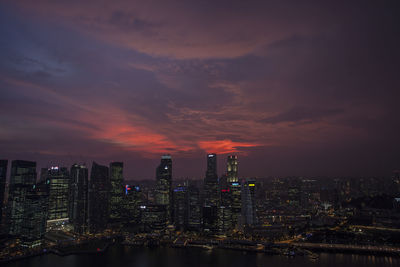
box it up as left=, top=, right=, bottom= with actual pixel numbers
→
left=3, top=245, right=400, bottom=267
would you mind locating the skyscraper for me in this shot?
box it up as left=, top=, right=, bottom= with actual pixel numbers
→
left=187, top=184, right=201, bottom=231
left=47, top=167, right=70, bottom=225
left=109, top=162, right=124, bottom=223
left=155, top=155, right=172, bottom=223
left=140, top=204, right=167, bottom=232
left=227, top=155, right=238, bottom=183
left=227, top=156, right=241, bottom=229
left=203, top=153, right=219, bottom=206
left=241, top=178, right=257, bottom=226
left=0, top=160, right=7, bottom=226
left=123, top=184, right=142, bottom=225
left=88, top=162, right=110, bottom=233
left=203, top=153, right=219, bottom=232
left=173, top=185, right=187, bottom=230
left=69, top=164, right=89, bottom=234
left=20, top=181, right=49, bottom=247
left=7, top=160, right=37, bottom=236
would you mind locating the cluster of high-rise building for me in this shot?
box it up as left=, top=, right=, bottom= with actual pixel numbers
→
left=0, top=154, right=257, bottom=247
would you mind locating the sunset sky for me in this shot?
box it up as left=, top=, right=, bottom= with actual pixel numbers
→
left=1, top=1, right=399, bottom=179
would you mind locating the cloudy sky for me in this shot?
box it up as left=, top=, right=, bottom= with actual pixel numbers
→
left=1, top=1, right=399, bottom=179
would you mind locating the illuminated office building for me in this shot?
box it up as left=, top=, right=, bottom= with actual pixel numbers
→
left=21, top=181, right=49, bottom=247
left=229, top=181, right=242, bottom=228
left=173, top=185, right=187, bottom=230
left=88, top=162, right=110, bottom=233
left=241, top=178, right=257, bottom=226
left=69, top=164, right=89, bottom=234
left=217, top=205, right=232, bottom=233
left=187, top=184, right=201, bottom=231
left=47, top=166, right=70, bottom=224
left=227, top=155, right=238, bottom=183
left=155, top=155, right=172, bottom=223
left=109, top=162, right=124, bottom=223
left=203, top=153, right=219, bottom=206
left=7, top=160, right=37, bottom=236
left=140, top=204, right=167, bottom=231
left=203, top=153, right=219, bottom=232
left=124, top=184, right=142, bottom=224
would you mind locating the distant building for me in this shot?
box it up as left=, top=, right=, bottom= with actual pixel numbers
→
left=47, top=167, right=70, bottom=225
left=217, top=205, right=232, bottom=233
left=0, top=160, right=7, bottom=226
left=173, top=185, right=187, bottom=230
left=203, top=153, right=219, bottom=206
left=123, top=184, right=142, bottom=225
left=187, top=184, right=201, bottom=231
left=20, top=181, right=49, bottom=247
left=242, top=178, right=257, bottom=226
left=218, top=175, right=234, bottom=232
left=88, top=162, right=110, bottom=233
left=140, top=204, right=167, bottom=231
left=155, top=155, right=172, bottom=223
left=109, top=162, right=124, bottom=223
left=227, top=155, right=238, bottom=183
left=203, top=153, right=219, bottom=232
left=7, top=160, right=37, bottom=236
left=202, top=205, right=218, bottom=232
left=69, top=164, right=89, bottom=234
left=229, top=181, right=241, bottom=228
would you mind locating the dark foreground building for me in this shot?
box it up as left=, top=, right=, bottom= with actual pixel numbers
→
left=203, top=153, right=219, bottom=232
left=21, top=181, right=49, bottom=247
left=155, top=155, right=172, bottom=223
left=88, top=162, right=110, bottom=233
left=0, top=160, right=7, bottom=227
left=69, top=164, right=89, bottom=234
left=7, top=160, right=37, bottom=236
left=109, top=162, right=124, bottom=223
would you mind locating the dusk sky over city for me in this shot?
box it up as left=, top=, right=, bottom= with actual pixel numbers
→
left=0, top=1, right=399, bottom=179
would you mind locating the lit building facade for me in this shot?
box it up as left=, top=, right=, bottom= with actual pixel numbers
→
left=173, top=185, right=187, bottom=230
left=203, top=153, right=219, bottom=206
left=47, top=167, right=70, bottom=223
left=109, top=162, right=124, bottom=223
left=227, top=155, right=238, bottom=183
left=155, top=155, right=172, bottom=223
left=69, top=164, right=89, bottom=234
left=241, top=178, right=257, bottom=226
left=21, top=181, right=49, bottom=247
left=229, top=181, right=242, bottom=228
left=140, top=204, right=167, bottom=231
left=123, top=184, right=142, bottom=225
left=187, top=184, right=201, bottom=231
left=7, top=160, right=37, bottom=236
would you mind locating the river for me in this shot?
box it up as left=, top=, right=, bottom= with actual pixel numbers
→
left=3, top=245, right=400, bottom=267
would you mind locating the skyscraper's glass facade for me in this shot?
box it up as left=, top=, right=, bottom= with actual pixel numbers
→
left=70, top=164, right=89, bottom=234
left=7, top=160, right=37, bottom=236
left=109, top=162, right=124, bottom=223
left=155, top=155, right=172, bottom=223
left=88, top=162, right=110, bottom=233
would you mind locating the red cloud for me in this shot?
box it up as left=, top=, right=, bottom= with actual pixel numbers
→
left=198, top=140, right=260, bottom=154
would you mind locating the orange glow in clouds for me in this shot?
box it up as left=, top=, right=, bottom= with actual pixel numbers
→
left=198, top=140, right=259, bottom=154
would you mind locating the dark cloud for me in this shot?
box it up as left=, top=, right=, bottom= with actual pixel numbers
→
left=260, top=107, right=344, bottom=125
left=0, top=1, right=399, bottom=178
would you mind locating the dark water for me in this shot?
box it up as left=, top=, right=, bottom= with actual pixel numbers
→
left=3, top=245, right=400, bottom=267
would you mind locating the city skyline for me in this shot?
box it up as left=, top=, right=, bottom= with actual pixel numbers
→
left=1, top=1, right=399, bottom=179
